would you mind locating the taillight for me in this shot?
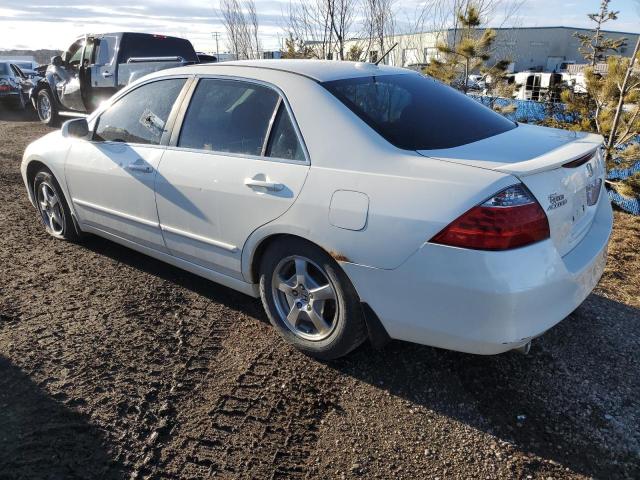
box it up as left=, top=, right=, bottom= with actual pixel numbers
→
left=430, top=184, right=550, bottom=251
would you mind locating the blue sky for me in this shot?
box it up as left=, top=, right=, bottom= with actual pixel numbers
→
left=1, top=0, right=639, bottom=52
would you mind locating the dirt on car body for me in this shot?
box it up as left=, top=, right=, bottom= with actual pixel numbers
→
left=0, top=109, right=639, bottom=479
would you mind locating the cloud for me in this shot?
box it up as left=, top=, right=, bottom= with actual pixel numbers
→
left=1, top=0, right=638, bottom=53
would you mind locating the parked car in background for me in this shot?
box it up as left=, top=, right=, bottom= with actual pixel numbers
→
left=0, top=61, right=34, bottom=110
left=21, top=60, right=612, bottom=359
left=2, top=60, right=41, bottom=80
left=196, top=52, right=218, bottom=63
left=33, top=32, right=198, bottom=126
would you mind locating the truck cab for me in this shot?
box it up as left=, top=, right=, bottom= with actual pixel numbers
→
left=34, top=32, right=198, bottom=125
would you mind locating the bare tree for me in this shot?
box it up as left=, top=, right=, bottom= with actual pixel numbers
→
left=220, top=0, right=260, bottom=60
left=284, top=0, right=357, bottom=60
left=328, top=0, right=357, bottom=60
left=362, top=0, right=396, bottom=64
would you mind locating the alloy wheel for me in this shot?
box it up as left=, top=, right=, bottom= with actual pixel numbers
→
left=38, top=93, right=51, bottom=122
left=271, top=255, right=339, bottom=341
left=37, top=181, right=65, bottom=236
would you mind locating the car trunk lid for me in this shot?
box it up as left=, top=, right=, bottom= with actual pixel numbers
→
left=417, top=123, right=606, bottom=256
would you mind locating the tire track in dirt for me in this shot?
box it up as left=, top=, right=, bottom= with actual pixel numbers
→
left=131, top=301, right=235, bottom=479
left=157, top=334, right=346, bottom=480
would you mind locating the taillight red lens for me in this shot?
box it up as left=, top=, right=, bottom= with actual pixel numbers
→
left=430, top=184, right=550, bottom=251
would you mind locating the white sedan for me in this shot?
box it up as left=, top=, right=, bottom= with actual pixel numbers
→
left=21, top=60, right=612, bottom=359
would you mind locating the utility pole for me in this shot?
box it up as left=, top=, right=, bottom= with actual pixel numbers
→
left=212, top=32, right=221, bottom=59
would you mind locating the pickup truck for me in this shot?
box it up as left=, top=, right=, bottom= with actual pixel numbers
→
left=33, top=32, right=198, bottom=125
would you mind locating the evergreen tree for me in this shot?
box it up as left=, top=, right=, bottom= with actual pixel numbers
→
left=574, top=0, right=626, bottom=67
left=281, top=34, right=315, bottom=59
left=423, top=3, right=501, bottom=94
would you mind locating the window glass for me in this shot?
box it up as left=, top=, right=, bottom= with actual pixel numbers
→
left=94, top=78, right=186, bottom=145
left=323, top=73, right=516, bottom=150
left=83, top=39, right=96, bottom=66
left=266, top=104, right=305, bottom=161
left=119, top=33, right=198, bottom=63
left=66, top=40, right=85, bottom=67
left=0, top=63, right=9, bottom=75
left=96, top=36, right=117, bottom=65
left=178, top=79, right=279, bottom=156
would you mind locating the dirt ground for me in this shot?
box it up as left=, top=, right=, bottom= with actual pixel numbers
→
left=0, top=107, right=639, bottom=480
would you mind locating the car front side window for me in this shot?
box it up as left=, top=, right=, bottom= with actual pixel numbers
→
left=93, top=78, right=186, bottom=145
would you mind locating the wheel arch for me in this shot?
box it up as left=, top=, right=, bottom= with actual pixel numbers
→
left=245, top=230, right=391, bottom=349
left=25, top=159, right=50, bottom=205
left=24, top=154, right=78, bottom=222
left=244, top=230, right=352, bottom=286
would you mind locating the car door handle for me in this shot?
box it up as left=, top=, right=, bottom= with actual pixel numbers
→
left=244, top=178, right=284, bottom=192
left=102, top=71, right=113, bottom=78
left=126, top=164, right=153, bottom=173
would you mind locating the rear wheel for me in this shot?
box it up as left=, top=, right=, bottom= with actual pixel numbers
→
left=36, top=88, right=59, bottom=126
left=33, top=169, right=81, bottom=241
left=259, top=238, right=366, bottom=360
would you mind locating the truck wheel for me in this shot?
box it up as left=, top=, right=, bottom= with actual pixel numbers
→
left=36, top=89, right=59, bottom=126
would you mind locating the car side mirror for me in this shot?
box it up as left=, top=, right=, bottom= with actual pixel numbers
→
left=62, top=118, right=90, bottom=138
left=51, top=55, right=63, bottom=67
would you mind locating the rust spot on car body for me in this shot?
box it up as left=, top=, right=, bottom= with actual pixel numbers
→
left=329, top=251, right=350, bottom=262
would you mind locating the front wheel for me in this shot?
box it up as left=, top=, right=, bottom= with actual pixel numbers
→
left=36, top=88, right=59, bottom=126
left=259, top=238, right=367, bottom=360
left=33, top=170, right=82, bottom=241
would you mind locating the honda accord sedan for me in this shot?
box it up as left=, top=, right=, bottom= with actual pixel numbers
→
left=21, top=60, right=612, bottom=359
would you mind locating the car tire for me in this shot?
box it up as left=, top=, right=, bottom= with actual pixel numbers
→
left=259, top=237, right=367, bottom=360
left=36, top=88, right=59, bottom=127
left=33, top=169, right=82, bottom=242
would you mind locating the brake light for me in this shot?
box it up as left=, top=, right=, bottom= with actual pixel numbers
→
left=0, top=85, right=9, bottom=91
left=430, top=184, right=550, bottom=250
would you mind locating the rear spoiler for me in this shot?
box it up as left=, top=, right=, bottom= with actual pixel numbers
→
left=126, top=56, right=185, bottom=63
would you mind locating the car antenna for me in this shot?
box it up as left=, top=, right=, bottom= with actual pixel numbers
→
left=375, top=42, right=398, bottom=66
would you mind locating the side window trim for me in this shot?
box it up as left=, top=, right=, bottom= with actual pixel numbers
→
left=261, top=97, right=282, bottom=157
left=169, top=74, right=310, bottom=165
left=91, top=75, right=194, bottom=147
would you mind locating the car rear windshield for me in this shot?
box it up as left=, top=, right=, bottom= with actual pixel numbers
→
left=0, top=63, right=9, bottom=75
left=322, top=73, right=516, bottom=150
left=118, top=34, right=198, bottom=63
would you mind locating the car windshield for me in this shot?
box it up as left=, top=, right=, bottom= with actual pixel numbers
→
left=322, top=73, right=517, bottom=150
left=15, top=62, right=32, bottom=70
left=0, top=63, right=9, bottom=75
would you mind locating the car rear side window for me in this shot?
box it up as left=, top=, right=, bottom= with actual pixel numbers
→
left=323, top=73, right=516, bottom=150
left=178, top=78, right=280, bottom=157
left=93, top=78, right=186, bottom=145
left=265, top=103, right=305, bottom=161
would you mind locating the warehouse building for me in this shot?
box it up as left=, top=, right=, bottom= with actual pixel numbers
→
left=341, top=26, right=638, bottom=72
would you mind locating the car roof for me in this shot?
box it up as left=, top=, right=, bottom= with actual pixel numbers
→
left=171, top=59, right=413, bottom=83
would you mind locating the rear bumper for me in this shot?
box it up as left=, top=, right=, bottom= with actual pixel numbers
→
left=344, top=191, right=613, bottom=354
left=0, top=91, right=20, bottom=100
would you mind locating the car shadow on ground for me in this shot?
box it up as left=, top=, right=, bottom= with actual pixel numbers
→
left=0, top=355, right=126, bottom=478
left=79, top=234, right=640, bottom=478
left=0, top=107, right=38, bottom=123
left=81, top=234, right=268, bottom=322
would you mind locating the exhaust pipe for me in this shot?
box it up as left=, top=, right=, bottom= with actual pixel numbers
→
left=513, top=341, right=531, bottom=355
